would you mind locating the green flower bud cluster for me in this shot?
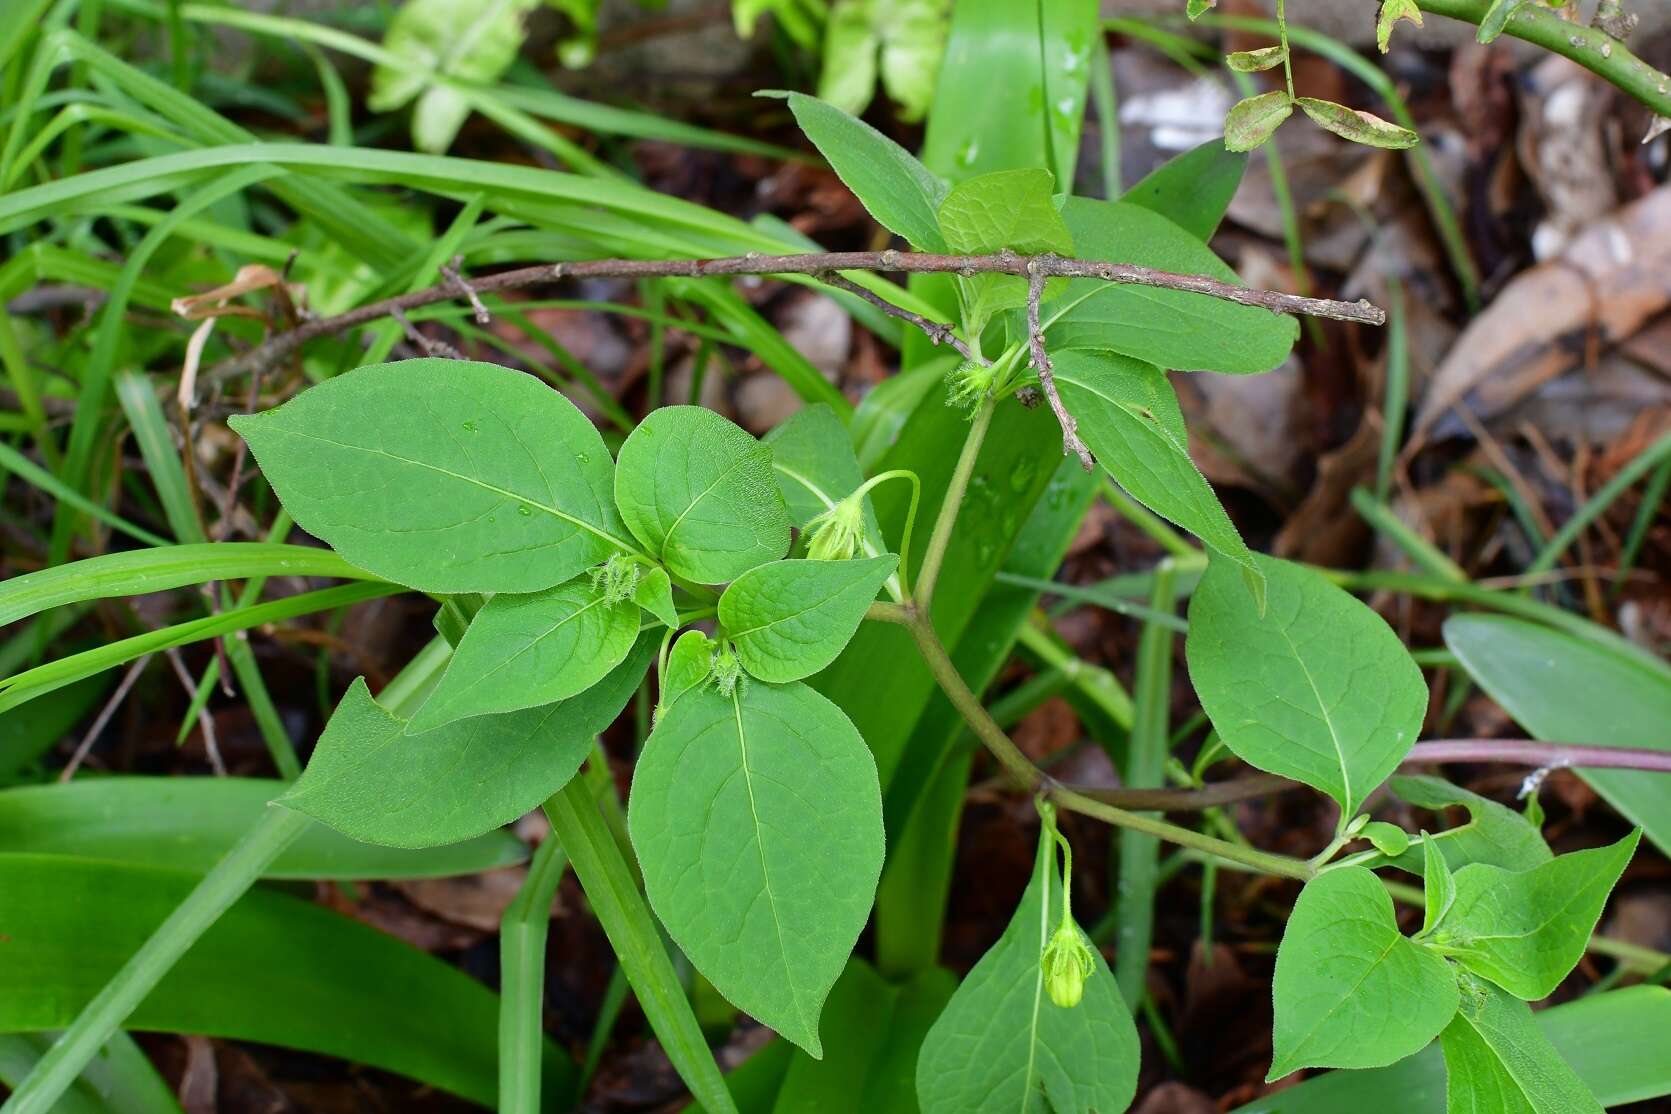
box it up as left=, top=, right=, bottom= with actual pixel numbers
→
left=590, top=553, right=642, bottom=604
left=1040, top=921, right=1097, bottom=1009
left=805, top=495, right=866, bottom=562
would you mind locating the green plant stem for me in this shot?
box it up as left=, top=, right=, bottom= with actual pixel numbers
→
left=543, top=778, right=738, bottom=1114
left=1415, top=0, right=1671, bottom=118
left=1276, top=0, right=1295, bottom=100
left=849, top=468, right=922, bottom=599
left=498, top=833, right=571, bottom=1114
left=0, top=806, right=313, bottom=1114
left=913, top=397, right=995, bottom=610
left=876, top=602, right=1314, bottom=882
left=1349, top=486, right=1468, bottom=582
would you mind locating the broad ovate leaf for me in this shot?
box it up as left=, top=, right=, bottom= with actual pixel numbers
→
left=1187, top=554, right=1428, bottom=816
left=719, top=556, right=898, bottom=684
left=935, top=167, right=1073, bottom=328
left=1297, top=98, right=1420, bottom=150
left=768, top=90, right=948, bottom=250
left=369, top=0, right=539, bottom=152
left=613, top=405, right=791, bottom=584
left=916, top=827, right=1138, bottom=1112
left=1370, top=774, right=1552, bottom=876
left=282, top=633, right=654, bottom=848
left=1440, top=975, right=1604, bottom=1114
left=1269, top=867, right=1459, bottom=1078
left=1053, top=351, right=1259, bottom=586
left=407, top=576, right=640, bottom=732
left=1223, top=90, right=1293, bottom=152
left=628, top=681, right=884, bottom=1057
left=1044, top=197, right=1298, bottom=374
left=1435, top=831, right=1640, bottom=1001
left=230, top=359, right=630, bottom=595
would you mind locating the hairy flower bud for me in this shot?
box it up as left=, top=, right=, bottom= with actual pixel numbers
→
left=590, top=553, right=642, bottom=604
left=1040, top=922, right=1097, bottom=1009
left=804, top=496, right=865, bottom=562
left=946, top=357, right=998, bottom=410
left=711, top=641, right=744, bottom=696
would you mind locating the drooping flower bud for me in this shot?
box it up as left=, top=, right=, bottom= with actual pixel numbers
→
left=804, top=495, right=865, bottom=562
left=1039, top=921, right=1097, bottom=1009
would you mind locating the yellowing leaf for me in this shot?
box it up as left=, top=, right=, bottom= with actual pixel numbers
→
left=1226, top=44, right=1288, bottom=73
left=1297, top=97, right=1420, bottom=150
left=1223, top=90, right=1292, bottom=152
left=1377, top=0, right=1425, bottom=52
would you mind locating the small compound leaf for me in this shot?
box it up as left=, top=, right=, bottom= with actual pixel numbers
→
left=1296, top=98, right=1420, bottom=150
left=765, top=90, right=949, bottom=250
left=629, top=681, right=884, bottom=1057
left=1422, top=832, right=1457, bottom=936
left=1371, top=775, right=1552, bottom=876
left=282, top=633, right=654, bottom=848
left=1361, top=820, right=1411, bottom=858
left=916, top=828, right=1139, bottom=1113
left=1223, top=90, right=1292, bottom=152
left=660, top=629, right=716, bottom=715
left=1053, top=352, right=1260, bottom=587
left=719, top=556, right=898, bottom=684
left=1269, top=867, right=1459, bottom=1079
left=1476, top=0, right=1523, bottom=44
left=1436, top=830, right=1641, bottom=1001
left=1377, top=0, right=1424, bottom=52
left=1187, top=555, right=1428, bottom=816
left=230, top=359, right=630, bottom=595
left=1441, top=975, right=1604, bottom=1114
left=633, top=565, right=679, bottom=628
left=1226, top=44, right=1288, bottom=72
left=407, top=577, right=640, bottom=732
left=614, top=406, right=791, bottom=584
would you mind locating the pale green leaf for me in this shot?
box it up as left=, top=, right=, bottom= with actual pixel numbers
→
left=1377, top=0, right=1424, bottom=52
left=1044, top=197, right=1299, bottom=373
left=1422, top=832, right=1457, bottom=936
left=767, top=91, right=949, bottom=250
left=281, top=634, right=653, bottom=848
left=936, top=167, right=1072, bottom=326
left=1361, top=820, right=1410, bottom=858
left=915, top=828, right=1139, bottom=1112
left=628, top=681, right=884, bottom=1057
left=1053, top=351, right=1258, bottom=583
left=369, top=0, right=539, bottom=151
left=1297, top=98, right=1420, bottom=150
left=817, top=0, right=881, bottom=117
left=230, top=359, right=631, bottom=595
left=719, top=556, right=898, bottom=684
left=1440, top=976, right=1603, bottom=1114
left=1436, top=831, right=1640, bottom=1000
left=876, top=0, right=950, bottom=123
left=1224, top=90, right=1293, bottom=152
left=1187, top=554, right=1428, bottom=815
left=613, top=405, right=791, bottom=584
left=407, top=576, right=641, bottom=732
left=660, top=629, right=716, bottom=715
left=634, top=565, right=679, bottom=628
left=1227, top=44, right=1288, bottom=72
left=1269, top=867, right=1459, bottom=1079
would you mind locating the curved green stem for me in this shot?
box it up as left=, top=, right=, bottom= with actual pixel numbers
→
left=850, top=468, right=923, bottom=599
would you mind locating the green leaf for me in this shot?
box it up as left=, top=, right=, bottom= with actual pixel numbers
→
left=1296, top=98, right=1420, bottom=150
left=1186, top=0, right=1217, bottom=19
left=1223, top=90, right=1293, bottom=152
left=936, top=167, right=1073, bottom=327
left=0, top=854, right=569, bottom=1106
left=230, top=359, right=631, bottom=595
left=0, top=778, right=524, bottom=880
left=1053, top=351, right=1258, bottom=583
left=1361, top=820, right=1410, bottom=857
left=369, top=0, right=539, bottom=152
left=1187, top=554, right=1428, bottom=816
left=634, top=565, right=680, bottom=628
left=1422, top=832, right=1457, bottom=936
left=915, top=826, right=1139, bottom=1112
left=1435, top=831, right=1640, bottom=1000
left=1269, top=866, right=1459, bottom=1079
left=614, top=405, right=791, bottom=584
left=720, top=557, right=899, bottom=684
left=1377, top=0, right=1424, bottom=52
left=1444, top=614, right=1671, bottom=855
left=1120, top=139, right=1247, bottom=242
left=764, top=404, right=885, bottom=553
left=282, top=633, right=654, bottom=848
left=407, top=576, right=640, bottom=732
left=1372, top=775, right=1552, bottom=876
left=661, top=629, right=717, bottom=715
left=1440, top=976, right=1603, bottom=1114
left=1044, top=197, right=1298, bottom=374
left=817, top=0, right=949, bottom=124
left=767, top=91, right=949, bottom=250
left=1227, top=44, right=1288, bottom=72
left=1477, top=0, right=1523, bottom=44
left=1231, top=985, right=1671, bottom=1113
left=629, top=681, right=884, bottom=1057
left=770, top=959, right=956, bottom=1113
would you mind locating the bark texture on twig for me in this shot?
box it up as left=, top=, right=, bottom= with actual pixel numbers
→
left=1026, top=261, right=1093, bottom=470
